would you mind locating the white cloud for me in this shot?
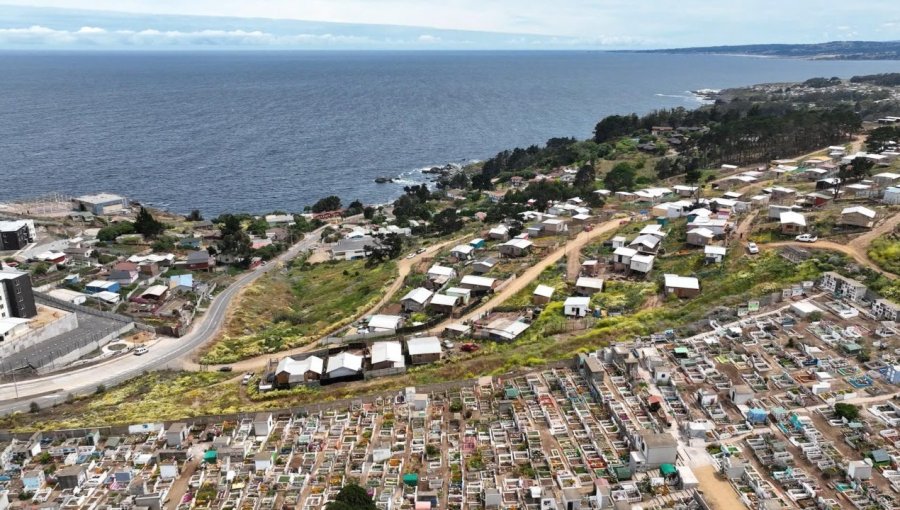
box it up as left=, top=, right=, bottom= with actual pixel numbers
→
left=0, top=24, right=377, bottom=47
left=417, top=34, right=440, bottom=43
left=1, top=0, right=900, bottom=47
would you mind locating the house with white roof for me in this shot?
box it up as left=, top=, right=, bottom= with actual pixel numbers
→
left=704, top=245, right=727, bottom=264
left=873, top=172, right=900, bottom=186
left=613, top=246, right=637, bottom=270
left=488, top=225, right=510, bottom=241
left=445, top=287, right=472, bottom=304
left=406, top=336, right=442, bottom=365
left=673, top=185, right=698, bottom=197
left=370, top=341, right=405, bottom=370
left=367, top=314, right=403, bottom=333
left=533, top=284, right=555, bottom=305
left=839, top=206, right=876, bottom=228
left=630, top=254, right=655, bottom=275
left=639, top=224, right=667, bottom=238
left=564, top=296, right=591, bottom=317
left=779, top=211, right=806, bottom=234
left=499, top=238, right=533, bottom=257
left=630, top=234, right=661, bottom=255
left=326, top=352, right=363, bottom=379
left=274, top=356, right=323, bottom=386
left=663, top=274, right=700, bottom=299
left=482, top=318, right=530, bottom=341
left=884, top=186, right=900, bottom=205
left=450, top=244, right=475, bottom=260
left=400, top=287, right=433, bottom=313
left=428, top=293, right=460, bottom=314
left=460, top=275, right=497, bottom=294
left=686, top=228, right=715, bottom=247
left=427, top=265, right=456, bottom=280
left=541, top=218, right=568, bottom=234
left=575, top=277, right=604, bottom=296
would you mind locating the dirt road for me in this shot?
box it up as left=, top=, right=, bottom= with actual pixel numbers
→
left=692, top=465, right=745, bottom=510
left=764, top=211, right=899, bottom=281
left=445, top=217, right=626, bottom=328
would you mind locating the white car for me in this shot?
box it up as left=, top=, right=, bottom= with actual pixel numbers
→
left=795, top=234, right=818, bottom=243
left=133, top=346, right=149, bottom=356
left=746, top=242, right=759, bottom=254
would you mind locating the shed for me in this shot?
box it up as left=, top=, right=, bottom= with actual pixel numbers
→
left=406, top=336, right=443, bottom=365
left=564, top=297, right=591, bottom=318
left=533, top=284, right=555, bottom=305
left=663, top=274, right=700, bottom=299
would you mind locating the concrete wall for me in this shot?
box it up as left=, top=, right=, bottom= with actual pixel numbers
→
left=37, top=321, right=135, bottom=374
left=0, top=308, right=78, bottom=358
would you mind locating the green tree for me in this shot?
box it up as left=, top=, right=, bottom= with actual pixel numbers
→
left=247, top=217, right=269, bottom=237
left=312, top=196, right=342, bottom=213
left=325, top=484, right=376, bottom=510
left=216, top=214, right=252, bottom=263
left=833, top=403, right=860, bottom=421
left=363, top=206, right=375, bottom=220
left=97, top=221, right=136, bottom=242
left=573, top=164, right=596, bottom=190
left=134, top=207, right=166, bottom=238
left=604, top=162, right=636, bottom=192
left=431, top=208, right=463, bottom=236
left=344, top=200, right=364, bottom=217
left=187, top=209, right=203, bottom=222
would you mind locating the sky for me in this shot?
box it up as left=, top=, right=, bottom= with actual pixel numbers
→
left=1, top=1, right=899, bottom=50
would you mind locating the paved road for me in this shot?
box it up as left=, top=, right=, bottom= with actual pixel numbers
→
left=180, top=234, right=467, bottom=372
left=0, top=229, right=323, bottom=415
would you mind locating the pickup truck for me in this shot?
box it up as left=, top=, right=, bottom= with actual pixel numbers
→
left=795, top=234, right=818, bottom=243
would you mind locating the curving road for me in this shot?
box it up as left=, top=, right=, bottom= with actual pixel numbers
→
left=0, top=229, right=323, bottom=415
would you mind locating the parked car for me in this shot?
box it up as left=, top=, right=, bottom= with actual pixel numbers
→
left=218, top=366, right=233, bottom=372
left=416, top=248, right=426, bottom=254
left=795, top=234, right=818, bottom=243
left=242, top=373, right=253, bottom=385
left=746, top=242, right=759, bottom=254
left=406, top=253, right=416, bottom=259
left=443, top=340, right=455, bottom=349
left=133, top=346, right=149, bottom=356
left=460, top=343, right=480, bottom=353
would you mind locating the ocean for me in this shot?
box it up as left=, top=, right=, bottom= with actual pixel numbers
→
left=1, top=51, right=899, bottom=215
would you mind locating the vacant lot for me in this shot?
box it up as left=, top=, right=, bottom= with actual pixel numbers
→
left=868, top=233, right=900, bottom=275
left=201, top=259, right=397, bottom=363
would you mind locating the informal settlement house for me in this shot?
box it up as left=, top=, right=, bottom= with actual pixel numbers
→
left=574, top=277, right=604, bottom=297
left=400, top=287, right=433, bottom=313
left=369, top=341, right=405, bottom=370
left=406, top=336, right=442, bottom=365
left=499, top=238, right=533, bottom=258
left=532, top=284, right=555, bottom=305
left=839, top=206, right=877, bottom=228
left=779, top=211, right=806, bottom=234
left=274, top=356, right=323, bottom=387
left=663, top=274, right=700, bottom=299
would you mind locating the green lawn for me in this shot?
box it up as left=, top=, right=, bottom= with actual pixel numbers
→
left=201, top=259, right=397, bottom=363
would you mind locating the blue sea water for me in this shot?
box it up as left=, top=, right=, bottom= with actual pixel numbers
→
left=1, top=51, right=899, bottom=215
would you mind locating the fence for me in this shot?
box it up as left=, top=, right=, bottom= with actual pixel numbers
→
left=0, top=358, right=579, bottom=441
left=35, top=292, right=134, bottom=325
left=0, top=293, right=136, bottom=376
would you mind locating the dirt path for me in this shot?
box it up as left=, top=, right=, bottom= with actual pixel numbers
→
left=733, top=210, right=758, bottom=244
left=440, top=217, right=627, bottom=330
left=764, top=211, right=899, bottom=281
left=692, top=465, right=745, bottom=510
